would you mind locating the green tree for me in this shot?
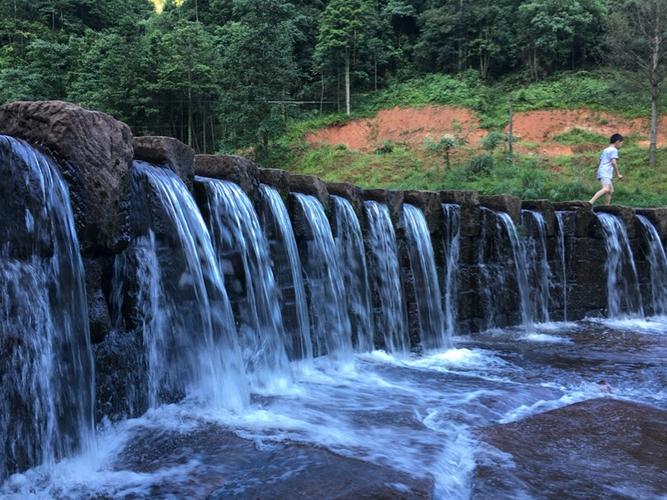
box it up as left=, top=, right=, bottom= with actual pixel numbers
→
left=315, top=0, right=378, bottom=115
left=608, top=0, right=667, bottom=168
left=216, top=0, right=299, bottom=159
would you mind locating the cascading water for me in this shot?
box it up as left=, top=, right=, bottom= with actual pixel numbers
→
left=521, top=210, right=551, bottom=323
left=477, top=208, right=533, bottom=329
left=596, top=212, right=644, bottom=318
left=258, top=185, right=312, bottom=361
left=114, top=162, right=248, bottom=410
left=636, top=215, right=667, bottom=316
left=402, top=204, right=448, bottom=349
left=555, top=212, right=570, bottom=320
left=331, top=196, right=374, bottom=352
left=364, top=200, right=409, bottom=353
left=442, top=204, right=461, bottom=336
left=0, top=136, right=94, bottom=480
left=292, top=194, right=352, bottom=357
left=196, top=178, right=291, bottom=386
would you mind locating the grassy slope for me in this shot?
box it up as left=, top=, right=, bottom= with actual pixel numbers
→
left=271, top=71, right=665, bottom=207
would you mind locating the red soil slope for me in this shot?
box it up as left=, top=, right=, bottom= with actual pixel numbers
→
left=306, top=105, right=666, bottom=157
left=306, top=106, right=485, bottom=152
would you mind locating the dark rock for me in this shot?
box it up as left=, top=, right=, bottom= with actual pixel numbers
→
left=553, top=200, right=592, bottom=211
left=594, top=205, right=636, bottom=238
left=327, top=182, right=364, bottom=218
left=637, top=208, right=667, bottom=241
left=479, top=195, right=521, bottom=224
left=574, top=206, right=604, bottom=239
left=521, top=199, right=555, bottom=237
left=288, top=174, right=329, bottom=206
left=133, top=136, right=194, bottom=189
left=363, top=189, right=404, bottom=226
left=0, top=100, right=133, bottom=250
left=194, top=154, right=260, bottom=199
left=403, top=190, right=441, bottom=235
left=259, top=167, right=291, bottom=199
left=441, top=190, right=480, bottom=238
left=440, top=189, right=479, bottom=206
left=475, top=399, right=667, bottom=499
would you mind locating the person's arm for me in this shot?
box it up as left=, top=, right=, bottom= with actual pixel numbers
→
left=612, top=158, right=624, bottom=179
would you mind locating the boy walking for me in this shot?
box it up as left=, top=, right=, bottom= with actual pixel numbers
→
left=590, top=133, right=624, bottom=205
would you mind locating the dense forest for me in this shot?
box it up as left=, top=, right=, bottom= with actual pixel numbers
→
left=1, top=0, right=665, bottom=162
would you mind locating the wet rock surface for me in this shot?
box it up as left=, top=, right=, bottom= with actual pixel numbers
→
left=115, top=424, right=434, bottom=499
left=195, top=154, right=260, bottom=199
left=474, top=398, right=667, bottom=498
left=133, top=136, right=194, bottom=189
left=0, top=100, right=133, bottom=250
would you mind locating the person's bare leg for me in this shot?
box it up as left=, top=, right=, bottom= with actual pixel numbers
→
left=590, top=187, right=609, bottom=204
left=605, top=185, right=614, bottom=205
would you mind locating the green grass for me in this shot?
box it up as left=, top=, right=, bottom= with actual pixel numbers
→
left=269, top=70, right=667, bottom=207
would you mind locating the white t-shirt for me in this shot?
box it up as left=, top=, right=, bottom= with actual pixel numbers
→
left=597, top=145, right=618, bottom=179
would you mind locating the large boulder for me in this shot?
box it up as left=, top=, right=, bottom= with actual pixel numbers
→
left=194, top=154, right=260, bottom=199
left=522, top=199, right=555, bottom=237
left=259, top=167, right=292, bottom=199
left=594, top=205, right=637, bottom=238
left=288, top=174, right=329, bottom=207
left=363, top=189, right=404, bottom=226
left=327, top=181, right=364, bottom=219
left=133, top=136, right=194, bottom=189
left=0, top=100, right=133, bottom=250
left=479, top=194, right=521, bottom=224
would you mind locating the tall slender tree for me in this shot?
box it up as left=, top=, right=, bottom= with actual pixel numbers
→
left=608, top=0, right=667, bottom=167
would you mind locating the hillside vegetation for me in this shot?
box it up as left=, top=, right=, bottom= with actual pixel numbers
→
left=272, top=72, right=667, bottom=207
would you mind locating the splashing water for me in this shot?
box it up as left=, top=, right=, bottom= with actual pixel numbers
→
left=331, top=195, right=374, bottom=352
left=116, top=162, right=249, bottom=410
left=364, top=200, right=409, bottom=353
left=0, top=136, right=94, bottom=480
left=402, top=204, right=448, bottom=349
left=197, top=177, right=291, bottom=389
left=596, top=212, right=644, bottom=318
left=292, top=194, right=352, bottom=358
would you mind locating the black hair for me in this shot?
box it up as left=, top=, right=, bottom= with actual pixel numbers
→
left=610, top=133, right=624, bottom=144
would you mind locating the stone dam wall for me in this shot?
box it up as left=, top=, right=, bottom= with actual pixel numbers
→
left=2, top=100, right=665, bottom=420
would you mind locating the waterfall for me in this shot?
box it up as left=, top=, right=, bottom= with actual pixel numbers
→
left=402, top=204, right=448, bottom=349
left=292, top=194, right=352, bottom=357
left=442, top=204, right=461, bottom=336
left=196, top=178, right=290, bottom=386
left=0, top=136, right=94, bottom=480
left=555, top=212, right=570, bottom=321
left=521, top=210, right=551, bottom=323
left=364, top=200, right=409, bottom=353
left=596, top=213, right=644, bottom=318
left=477, top=208, right=533, bottom=329
left=331, top=196, right=374, bottom=352
left=637, top=215, right=667, bottom=316
left=116, top=162, right=248, bottom=410
left=258, top=185, right=312, bottom=361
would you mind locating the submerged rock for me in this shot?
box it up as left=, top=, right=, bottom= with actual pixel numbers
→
left=475, top=398, right=667, bottom=498
left=115, top=423, right=434, bottom=499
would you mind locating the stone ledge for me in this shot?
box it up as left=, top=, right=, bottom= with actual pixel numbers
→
left=133, top=136, right=194, bottom=189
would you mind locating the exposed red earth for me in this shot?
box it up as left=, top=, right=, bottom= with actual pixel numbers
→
left=306, top=105, right=667, bottom=157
